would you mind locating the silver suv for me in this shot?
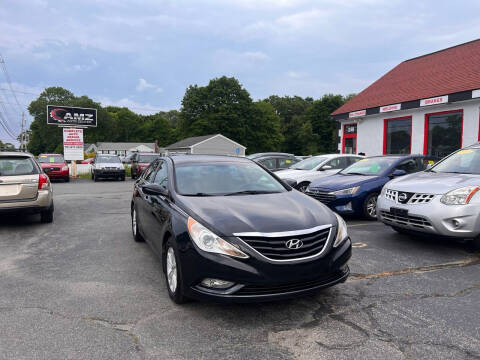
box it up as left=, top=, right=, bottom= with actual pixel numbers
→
left=377, top=143, right=480, bottom=248
left=0, top=152, right=54, bottom=222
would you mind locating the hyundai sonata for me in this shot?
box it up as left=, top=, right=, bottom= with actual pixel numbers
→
left=131, top=155, right=351, bottom=303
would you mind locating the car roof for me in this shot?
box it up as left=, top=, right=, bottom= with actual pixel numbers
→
left=135, top=152, right=160, bottom=155
left=168, top=154, right=252, bottom=165
left=0, top=151, right=34, bottom=157
left=248, top=152, right=294, bottom=158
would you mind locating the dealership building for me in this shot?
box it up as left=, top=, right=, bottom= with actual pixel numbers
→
left=332, top=39, right=480, bottom=158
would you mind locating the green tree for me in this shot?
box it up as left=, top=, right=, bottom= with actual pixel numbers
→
left=244, top=101, right=283, bottom=153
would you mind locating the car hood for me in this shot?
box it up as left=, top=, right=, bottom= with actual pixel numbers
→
left=40, top=163, right=65, bottom=168
left=275, top=169, right=311, bottom=179
left=386, top=171, right=480, bottom=194
left=309, top=174, right=378, bottom=191
left=176, top=191, right=336, bottom=236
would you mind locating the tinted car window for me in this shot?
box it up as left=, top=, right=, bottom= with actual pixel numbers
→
left=395, top=158, right=418, bottom=174
left=175, top=162, right=286, bottom=195
left=259, top=158, right=276, bottom=170
left=138, top=154, right=158, bottom=163
left=431, top=148, right=480, bottom=174
left=348, top=157, right=362, bottom=166
left=153, top=161, right=168, bottom=188
left=325, top=157, right=348, bottom=169
left=278, top=157, right=296, bottom=169
left=291, top=156, right=327, bottom=170
left=341, top=157, right=397, bottom=176
left=0, top=157, right=38, bottom=176
left=142, top=164, right=156, bottom=182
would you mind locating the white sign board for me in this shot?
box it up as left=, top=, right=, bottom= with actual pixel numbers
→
left=380, top=104, right=401, bottom=113
left=420, top=95, right=448, bottom=107
left=349, top=110, right=366, bottom=118
left=63, top=128, right=84, bottom=161
left=472, top=89, right=480, bottom=98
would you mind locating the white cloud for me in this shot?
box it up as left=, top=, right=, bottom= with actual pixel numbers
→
left=99, top=97, right=171, bottom=115
left=136, top=78, right=163, bottom=93
left=71, top=59, right=98, bottom=72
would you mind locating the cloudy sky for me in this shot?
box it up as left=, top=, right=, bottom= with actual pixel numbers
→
left=1, top=0, right=480, bottom=142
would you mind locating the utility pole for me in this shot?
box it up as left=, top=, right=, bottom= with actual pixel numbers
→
left=20, top=112, right=26, bottom=151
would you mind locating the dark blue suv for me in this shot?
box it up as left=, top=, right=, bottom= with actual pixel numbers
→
left=305, top=155, right=435, bottom=220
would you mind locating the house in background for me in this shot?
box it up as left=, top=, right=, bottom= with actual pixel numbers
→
left=95, top=142, right=156, bottom=156
left=84, top=143, right=97, bottom=154
left=332, top=39, right=480, bottom=158
left=165, top=134, right=246, bottom=156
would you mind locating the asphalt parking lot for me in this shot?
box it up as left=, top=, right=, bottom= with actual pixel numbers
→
left=0, top=179, right=479, bottom=360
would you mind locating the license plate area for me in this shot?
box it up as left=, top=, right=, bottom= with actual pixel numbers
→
left=390, top=207, right=408, bottom=217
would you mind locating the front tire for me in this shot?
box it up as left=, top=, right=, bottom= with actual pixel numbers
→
left=64, top=176, right=70, bottom=183
left=472, top=236, right=480, bottom=251
left=296, top=181, right=310, bottom=193
left=131, top=207, right=144, bottom=242
left=363, top=193, right=378, bottom=220
left=163, top=239, right=187, bottom=304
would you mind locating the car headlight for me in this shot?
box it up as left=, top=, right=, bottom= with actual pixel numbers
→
left=440, top=186, right=479, bottom=205
left=62, top=165, right=68, bottom=171
left=187, top=217, right=248, bottom=259
left=330, top=186, right=360, bottom=195
left=333, top=212, right=348, bottom=247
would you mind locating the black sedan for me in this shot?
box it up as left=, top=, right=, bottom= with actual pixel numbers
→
left=131, top=155, right=351, bottom=303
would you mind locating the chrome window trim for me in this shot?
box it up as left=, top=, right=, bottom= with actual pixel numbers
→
left=233, top=224, right=331, bottom=238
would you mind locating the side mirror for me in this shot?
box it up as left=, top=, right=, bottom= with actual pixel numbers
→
left=320, top=165, right=332, bottom=171
left=391, top=169, right=407, bottom=177
left=283, top=178, right=298, bottom=188
left=142, top=184, right=169, bottom=197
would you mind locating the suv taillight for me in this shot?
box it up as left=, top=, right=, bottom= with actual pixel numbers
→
left=38, top=174, right=49, bottom=190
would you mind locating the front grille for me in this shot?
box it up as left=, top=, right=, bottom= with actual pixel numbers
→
left=235, top=270, right=346, bottom=295
left=305, top=189, right=336, bottom=204
left=380, top=210, right=432, bottom=228
left=385, top=189, right=435, bottom=204
left=44, top=167, right=60, bottom=172
left=237, top=227, right=331, bottom=261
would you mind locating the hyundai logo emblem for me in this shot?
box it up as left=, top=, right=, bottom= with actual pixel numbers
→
left=398, top=193, right=408, bottom=202
left=285, top=239, right=303, bottom=249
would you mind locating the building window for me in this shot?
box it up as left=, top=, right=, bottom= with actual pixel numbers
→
left=383, top=116, right=411, bottom=155
left=342, top=123, right=357, bottom=154
left=424, top=110, right=463, bottom=158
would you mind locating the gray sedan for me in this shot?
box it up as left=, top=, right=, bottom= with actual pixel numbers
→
left=377, top=144, right=480, bottom=249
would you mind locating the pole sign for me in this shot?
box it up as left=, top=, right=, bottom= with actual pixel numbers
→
left=47, top=105, right=97, bottom=127
left=63, top=128, right=84, bottom=161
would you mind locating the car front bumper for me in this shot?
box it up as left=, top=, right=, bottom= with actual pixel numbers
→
left=44, top=170, right=69, bottom=179
left=177, top=235, right=352, bottom=303
left=93, top=169, right=125, bottom=178
left=377, top=195, right=480, bottom=238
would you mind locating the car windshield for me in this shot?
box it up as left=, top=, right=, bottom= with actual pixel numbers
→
left=430, top=148, right=480, bottom=174
left=96, top=156, right=121, bottom=163
left=340, top=157, right=397, bottom=176
left=138, top=155, right=158, bottom=163
left=0, top=157, right=38, bottom=176
left=175, top=162, right=286, bottom=196
left=291, top=156, right=327, bottom=170
left=38, top=155, right=64, bottom=163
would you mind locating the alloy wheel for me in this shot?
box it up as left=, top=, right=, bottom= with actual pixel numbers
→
left=166, top=247, right=178, bottom=293
left=366, top=196, right=377, bottom=218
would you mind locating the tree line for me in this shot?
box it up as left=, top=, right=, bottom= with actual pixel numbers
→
left=27, top=77, right=353, bottom=155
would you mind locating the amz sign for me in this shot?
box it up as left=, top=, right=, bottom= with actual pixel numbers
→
left=47, top=105, right=97, bottom=127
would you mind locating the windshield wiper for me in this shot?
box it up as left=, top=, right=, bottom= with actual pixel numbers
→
left=343, top=172, right=367, bottom=176
left=182, top=192, right=216, bottom=197
left=224, top=190, right=281, bottom=196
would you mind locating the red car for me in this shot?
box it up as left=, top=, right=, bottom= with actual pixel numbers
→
left=130, top=152, right=161, bottom=179
left=81, top=158, right=94, bottom=164
left=37, top=154, right=70, bottom=182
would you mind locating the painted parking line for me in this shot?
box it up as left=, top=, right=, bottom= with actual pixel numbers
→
left=352, top=242, right=368, bottom=248
left=347, top=255, right=480, bottom=282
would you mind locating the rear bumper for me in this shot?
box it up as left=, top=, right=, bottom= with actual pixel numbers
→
left=0, top=189, right=53, bottom=213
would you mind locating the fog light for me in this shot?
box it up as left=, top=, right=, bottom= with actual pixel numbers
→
left=451, top=219, right=464, bottom=229
left=200, top=278, right=235, bottom=289
left=335, top=202, right=352, bottom=212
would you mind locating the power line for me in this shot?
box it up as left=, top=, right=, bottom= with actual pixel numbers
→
left=0, top=54, right=23, bottom=112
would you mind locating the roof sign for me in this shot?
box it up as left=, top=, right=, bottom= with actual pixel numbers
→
left=380, top=104, right=401, bottom=113
left=348, top=110, right=366, bottom=118
left=420, top=95, right=448, bottom=107
left=472, top=89, right=480, bottom=98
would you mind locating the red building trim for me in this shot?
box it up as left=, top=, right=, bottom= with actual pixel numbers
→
left=383, top=116, right=412, bottom=155
left=423, top=109, right=464, bottom=155
left=342, top=123, right=357, bottom=154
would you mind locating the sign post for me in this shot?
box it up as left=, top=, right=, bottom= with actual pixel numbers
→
left=47, top=105, right=97, bottom=179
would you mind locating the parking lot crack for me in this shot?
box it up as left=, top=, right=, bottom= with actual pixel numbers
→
left=86, top=317, right=143, bottom=354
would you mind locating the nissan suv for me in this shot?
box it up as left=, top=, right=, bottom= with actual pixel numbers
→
left=0, top=152, right=54, bottom=223
left=91, top=154, right=126, bottom=181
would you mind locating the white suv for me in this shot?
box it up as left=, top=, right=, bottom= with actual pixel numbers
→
left=276, top=154, right=363, bottom=192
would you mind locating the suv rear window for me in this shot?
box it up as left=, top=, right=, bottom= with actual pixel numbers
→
left=0, top=157, right=38, bottom=176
